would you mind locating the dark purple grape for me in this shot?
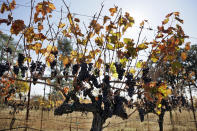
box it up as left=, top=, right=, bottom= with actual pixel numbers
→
left=13, top=66, right=19, bottom=75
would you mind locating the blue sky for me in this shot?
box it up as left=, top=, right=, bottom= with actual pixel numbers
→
left=1, top=0, right=197, bottom=96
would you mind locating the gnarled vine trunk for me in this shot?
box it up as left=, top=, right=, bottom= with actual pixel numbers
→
left=158, top=111, right=165, bottom=131
left=90, top=112, right=104, bottom=131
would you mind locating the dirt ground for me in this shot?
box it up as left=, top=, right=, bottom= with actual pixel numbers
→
left=0, top=108, right=196, bottom=131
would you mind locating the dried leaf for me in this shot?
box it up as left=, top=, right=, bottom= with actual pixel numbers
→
left=109, top=6, right=118, bottom=16
left=185, top=42, right=190, bottom=51
left=181, top=52, right=187, bottom=61
left=10, top=20, right=25, bottom=35
left=103, top=16, right=110, bottom=24
left=74, top=18, right=80, bottom=22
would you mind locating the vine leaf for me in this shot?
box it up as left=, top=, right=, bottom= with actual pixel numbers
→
left=10, top=20, right=25, bottom=35
left=109, top=6, right=118, bottom=16
left=181, top=52, right=187, bottom=61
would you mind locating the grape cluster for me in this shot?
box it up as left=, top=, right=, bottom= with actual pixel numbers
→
left=51, top=70, right=57, bottom=77
left=96, top=95, right=103, bottom=106
left=30, top=61, right=46, bottom=84
left=144, top=99, right=156, bottom=112
left=0, top=62, right=10, bottom=77
left=105, top=64, right=110, bottom=72
left=63, top=64, right=70, bottom=80
left=20, top=66, right=28, bottom=78
left=102, top=98, right=113, bottom=119
left=17, top=53, right=28, bottom=77
left=50, top=60, right=57, bottom=69
left=88, top=63, right=93, bottom=72
left=18, top=53, right=25, bottom=68
left=103, top=75, right=110, bottom=85
left=115, top=63, right=125, bottom=80
left=114, top=95, right=128, bottom=106
left=51, top=50, right=58, bottom=58
left=125, top=73, right=136, bottom=97
left=142, top=67, right=151, bottom=83
left=94, top=69, right=100, bottom=78
left=113, top=91, right=128, bottom=119
left=72, top=64, right=80, bottom=75
left=13, top=66, right=19, bottom=75
left=30, top=61, right=46, bottom=74
left=90, top=75, right=100, bottom=88
left=161, top=99, right=171, bottom=111
left=78, top=63, right=90, bottom=81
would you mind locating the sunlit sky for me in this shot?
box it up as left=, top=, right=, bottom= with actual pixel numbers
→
left=0, top=0, right=197, bottom=96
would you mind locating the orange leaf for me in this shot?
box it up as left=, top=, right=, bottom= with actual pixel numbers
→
left=103, top=16, right=110, bottom=24
left=63, top=87, right=69, bottom=94
left=48, top=2, right=56, bottom=10
left=181, top=52, right=187, bottom=61
left=185, top=42, right=190, bottom=51
left=173, top=12, right=180, bottom=16
left=10, top=20, right=25, bottom=35
left=38, top=23, right=43, bottom=32
left=109, top=6, right=118, bottom=16
left=9, top=0, right=16, bottom=10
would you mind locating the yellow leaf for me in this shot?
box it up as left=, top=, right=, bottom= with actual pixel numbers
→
left=24, top=57, right=31, bottom=63
left=46, top=45, right=52, bottom=52
left=136, top=61, right=143, bottom=68
left=67, top=13, right=73, bottom=25
left=151, top=57, right=158, bottom=63
left=129, top=68, right=136, bottom=74
left=119, top=58, right=128, bottom=67
left=158, top=104, right=162, bottom=108
left=138, top=43, right=148, bottom=49
left=71, top=50, right=77, bottom=56
left=166, top=89, right=171, bottom=96
left=106, top=43, right=114, bottom=50
left=140, top=21, right=144, bottom=27
left=157, top=110, right=161, bottom=115
left=63, top=56, right=69, bottom=66
left=58, top=22, right=65, bottom=28
left=162, top=18, right=169, bottom=25
left=110, top=63, right=118, bottom=78
left=181, top=52, right=187, bottom=61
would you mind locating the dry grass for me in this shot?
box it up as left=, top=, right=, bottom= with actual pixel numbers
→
left=0, top=108, right=196, bottom=131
